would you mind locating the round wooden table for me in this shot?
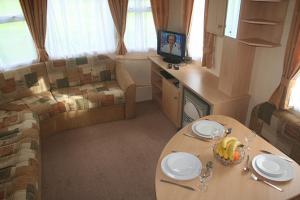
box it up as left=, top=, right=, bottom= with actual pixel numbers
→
left=155, top=115, right=300, bottom=200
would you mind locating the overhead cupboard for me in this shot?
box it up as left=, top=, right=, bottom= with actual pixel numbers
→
left=207, top=0, right=289, bottom=47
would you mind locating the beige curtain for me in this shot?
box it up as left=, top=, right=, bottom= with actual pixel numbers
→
left=202, top=0, right=215, bottom=68
left=183, top=0, right=194, bottom=35
left=150, top=0, right=169, bottom=30
left=19, top=0, right=48, bottom=62
left=108, top=0, right=128, bottom=55
left=269, top=1, right=300, bottom=109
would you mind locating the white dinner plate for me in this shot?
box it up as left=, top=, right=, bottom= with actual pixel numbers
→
left=255, top=154, right=283, bottom=177
left=191, top=120, right=225, bottom=139
left=252, top=154, right=294, bottom=181
left=161, top=152, right=202, bottom=181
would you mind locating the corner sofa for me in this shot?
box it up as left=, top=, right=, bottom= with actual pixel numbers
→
left=0, top=54, right=135, bottom=199
left=250, top=102, right=300, bottom=164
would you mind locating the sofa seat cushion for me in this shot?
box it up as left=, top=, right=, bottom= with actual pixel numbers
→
left=20, top=92, right=66, bottom=121
left=1, top=92, right=66, bottom=121
left=0, top=137, right=39, bottom=167
left=0, top=158, right=39, bottom=184
left=0, top=175, right=39, bottom=200
left=0, top=110, right=39, bottom=131
left=52, top=81, right=125, bottom=111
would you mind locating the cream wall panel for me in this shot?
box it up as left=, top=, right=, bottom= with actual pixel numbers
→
left=117, top=58, right=152, bottom=102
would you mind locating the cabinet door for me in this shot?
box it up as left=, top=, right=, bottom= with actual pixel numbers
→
left=162, top=79, right=180, bottom=128
left=206, top=0, right=228, bottom=36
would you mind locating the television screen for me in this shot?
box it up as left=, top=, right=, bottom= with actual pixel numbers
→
left=157, top=30, right=186, bottom=59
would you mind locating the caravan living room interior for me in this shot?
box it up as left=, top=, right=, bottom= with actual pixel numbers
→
left=0, top=0, right=300, bottom=199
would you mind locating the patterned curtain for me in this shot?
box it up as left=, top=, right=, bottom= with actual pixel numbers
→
left=183, top=0, right=194, bottom=35
left=150, top=0, right=169, bottom=31
left=202, top=0, right=215, bottom=68
left=108, top=0, right=129, bottom=55
left=269, top=1, right=300, bottom=109
left=19, top=0, right=49, bottom=62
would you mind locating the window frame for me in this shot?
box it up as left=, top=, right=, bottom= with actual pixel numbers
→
left=288, top=72, right=300, bottom=114
left=0, top=15, right=24, bottom=24
left=124, top=0, right=157, bottom=53
left=0, top=1, right=38, bottom=70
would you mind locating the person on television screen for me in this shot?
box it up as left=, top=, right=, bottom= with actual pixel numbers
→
left=161, top=34, right=181, bottom=56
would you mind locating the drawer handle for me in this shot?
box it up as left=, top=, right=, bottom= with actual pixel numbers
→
left=174, top=97, right=178, bottom=100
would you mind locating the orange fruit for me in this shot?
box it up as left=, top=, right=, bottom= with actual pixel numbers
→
left=233, top=151, right=240, bottom=161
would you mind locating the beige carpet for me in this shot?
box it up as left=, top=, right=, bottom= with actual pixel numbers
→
left=42, top=101, right=177, bottom=200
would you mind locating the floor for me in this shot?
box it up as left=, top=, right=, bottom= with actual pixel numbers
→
left=42, top=101, right=177, bottom=200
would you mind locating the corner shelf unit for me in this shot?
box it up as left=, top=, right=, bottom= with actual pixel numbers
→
left=237, top=0, right=288, bottom=47
left=239, top=38, right=279, bottom=47
left=241, top=18, right=280, bottom=25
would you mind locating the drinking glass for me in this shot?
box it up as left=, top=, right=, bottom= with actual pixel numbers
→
left=244, top=130, right=256, bottom=151
left=199, top=162, right=213, bottom=192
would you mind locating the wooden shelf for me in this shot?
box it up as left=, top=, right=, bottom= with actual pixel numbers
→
left=152, top=80, right=162, bottom=91
left=239, top=38, right=279, bottom=47
left=241, top=18, right=280, bottom=25
left=151, top=69, right=162, bottom=78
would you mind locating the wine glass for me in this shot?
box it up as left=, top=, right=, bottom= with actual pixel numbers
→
left=210, top=128, right=225, bottom=150
left=244, top=130, right=256, bottom=152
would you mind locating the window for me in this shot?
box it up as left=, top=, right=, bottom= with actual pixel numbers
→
left=187, top=0, right=205, bottom=60
left=46, top=0, right=116, bottom=59
left=289, top=74, right=300, bottom=112
left=124, top=0, right=156, bottom=52
left=225, top=0, right=241, bottom=38
left=0, top=0, right=37, bottom=70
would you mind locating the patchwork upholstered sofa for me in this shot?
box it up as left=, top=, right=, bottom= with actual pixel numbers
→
left=250, top=102, right=300, bottom=164
left=0, top=54, right=135, bottom=199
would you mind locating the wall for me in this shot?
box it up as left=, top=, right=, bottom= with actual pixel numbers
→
left=245, top=0, right=295, bottom=124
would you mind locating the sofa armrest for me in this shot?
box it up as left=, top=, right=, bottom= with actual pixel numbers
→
left=116, top=63, right=136, bottom=119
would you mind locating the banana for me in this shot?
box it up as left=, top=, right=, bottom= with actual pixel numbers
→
left=221, top=136, right=237, bottom=149
left=216, top=142, right=223, bottom=157
left=228, top=140, right=242, bottom=161
left=223, top=140, right=235, bottom=160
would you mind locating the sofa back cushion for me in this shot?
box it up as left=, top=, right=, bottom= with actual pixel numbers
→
left=46, top=55, right=116, bottom=89
left=0, top=63, right=50, bottom=104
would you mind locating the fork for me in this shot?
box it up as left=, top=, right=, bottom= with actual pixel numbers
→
left=251, top=173, right=283, bottom=192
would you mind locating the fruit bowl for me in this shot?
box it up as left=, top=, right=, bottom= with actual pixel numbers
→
left=213, top=137, right=245, bottom=166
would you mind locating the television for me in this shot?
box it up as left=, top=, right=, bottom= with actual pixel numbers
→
left=157, top=30, right=186, bottom=64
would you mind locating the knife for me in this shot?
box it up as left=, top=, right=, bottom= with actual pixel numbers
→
left=260, top=150, right=294, bottom=163
left=160, top=179, right=195, bottom=191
